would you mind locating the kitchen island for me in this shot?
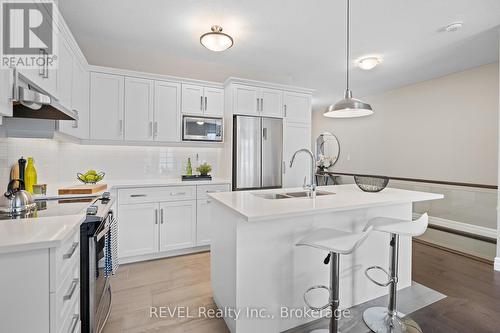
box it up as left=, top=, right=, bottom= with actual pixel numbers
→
left=208, top=184, right=443, bottom=333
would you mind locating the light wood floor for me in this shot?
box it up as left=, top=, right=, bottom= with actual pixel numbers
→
left=103, top=252, right=229, bottom=333
left=104, top=242, right=500, bottom=333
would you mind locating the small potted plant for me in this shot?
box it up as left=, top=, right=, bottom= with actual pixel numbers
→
left=196, top=162, right=212, bottom=176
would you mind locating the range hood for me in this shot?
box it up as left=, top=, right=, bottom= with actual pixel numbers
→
left=11, top=70, right=78, bottom=121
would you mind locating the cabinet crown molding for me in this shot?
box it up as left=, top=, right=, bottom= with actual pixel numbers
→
left=224, top=77, right=314, bottom=95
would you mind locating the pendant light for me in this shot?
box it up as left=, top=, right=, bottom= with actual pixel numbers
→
left=324, top=0, right=373, bottom=118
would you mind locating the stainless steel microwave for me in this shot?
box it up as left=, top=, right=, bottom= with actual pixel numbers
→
left=182, top=116, right=223, bottom=142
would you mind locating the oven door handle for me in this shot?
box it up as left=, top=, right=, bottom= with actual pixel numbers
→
left=95, top=224, right=110, bottom=242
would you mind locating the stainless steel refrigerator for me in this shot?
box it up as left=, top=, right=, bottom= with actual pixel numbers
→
left=233, top=115, right=283, bottom=190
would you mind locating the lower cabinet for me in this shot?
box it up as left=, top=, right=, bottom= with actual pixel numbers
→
left=117, top=183, right=230, bottom=262
left=159, top=201, right=196, bottom=251
left=118, top=202, right=159, bottom=258
left=196, top=199, right=212, bottom=246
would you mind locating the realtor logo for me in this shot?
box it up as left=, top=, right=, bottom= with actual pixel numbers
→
left=2, top=2, right=53, bottom=54
left=1, top=1, right=57, bottom=69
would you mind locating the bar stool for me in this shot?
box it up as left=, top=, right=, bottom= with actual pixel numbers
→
left=296, top=226, right=373, bottom=333
left=362, top=213, right=429, bottom=333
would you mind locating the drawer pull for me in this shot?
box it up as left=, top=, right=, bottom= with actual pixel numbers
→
left=63, top=242, right=79, bottom=259
left=170, top=192, right=186, bottom=196
left=130, top=194, right=147, bottom=198
left=63, top=279, right=79, bottom=301
left=69, top=314, right=79, bottom=333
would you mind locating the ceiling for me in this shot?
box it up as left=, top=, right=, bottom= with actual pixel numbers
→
left=59, top=0, right=500, bottom=110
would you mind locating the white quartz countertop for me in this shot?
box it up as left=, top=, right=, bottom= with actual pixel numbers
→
left=208, top=184, right=443, bottom=222
left=0, top=214, right=84, bottom=254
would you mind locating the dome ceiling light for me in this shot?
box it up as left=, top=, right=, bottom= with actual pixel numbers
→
left=324, top=0, right=374, bottom=118
left=357, top=55, right=383, bottom=70
left=200, top=25, right=234, bottom=52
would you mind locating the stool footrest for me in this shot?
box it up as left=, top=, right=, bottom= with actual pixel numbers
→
left=303, top=285, right=331, bottom=311
left=365, top=266, right=392, bottom=287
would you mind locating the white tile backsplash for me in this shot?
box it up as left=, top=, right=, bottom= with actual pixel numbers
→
left=0, top=137, right=227, bottom=190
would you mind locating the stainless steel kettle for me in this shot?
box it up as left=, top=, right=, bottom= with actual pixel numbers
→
left=3, top=179, right=36, bottom=214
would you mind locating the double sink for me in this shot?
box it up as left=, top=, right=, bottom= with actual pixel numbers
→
left=253, top=190, right=334, bottom=200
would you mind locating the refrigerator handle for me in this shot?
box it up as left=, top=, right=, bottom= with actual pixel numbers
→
left=262, top=127, right=267, bottom=140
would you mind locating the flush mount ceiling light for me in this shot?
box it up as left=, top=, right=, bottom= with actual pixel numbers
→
left=445, top=21, right=463, bottom=32
left=200, top=25, right=234, bottom=52
left=324, top=0, right=373, bottom=118
left=357, top=55, right=383, bottom=70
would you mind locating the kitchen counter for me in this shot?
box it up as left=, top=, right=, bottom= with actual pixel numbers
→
left=0, top=214, right=85, bottom=254
left=208, top=184, right=443, bottom=222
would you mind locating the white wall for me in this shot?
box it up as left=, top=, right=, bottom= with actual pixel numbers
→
left=312, top=63, right=499, bottom=186
left=0, top=138, right=226, bottom=192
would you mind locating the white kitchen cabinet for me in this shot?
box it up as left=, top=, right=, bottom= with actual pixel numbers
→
left=261, top=88, right=283, bottom=117
left=159, top=200, right=196, bottom=252
left=124, top=77, right=154, bottom=141
left=57, top=36, right=73, bottom=110
left=181, top=84, right=224, bottom=116
left=59, top=59, right=89, bottom=139
left=233, top=84, right=260, bottom=116
left=0, top=68, right=12, bottom=117
left=154, top=80, right=181, bottom=142
left=196, top=199, right=212, bottom=246
left=181, top=84, right=204, bottom=115
left=118, top=202, right=159, bottom=258
left=90, top=72, right=124, bottom=140
left=283, top=91, right=312, bottom=123
left=283, top=121, right=311, bottom=187
left=203, top=87, right=224, bottom=116
left=232, top=84, right=283, bottom=117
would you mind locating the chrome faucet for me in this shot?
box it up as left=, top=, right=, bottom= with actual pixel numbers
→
left=289, top=148, right=317, bottom=198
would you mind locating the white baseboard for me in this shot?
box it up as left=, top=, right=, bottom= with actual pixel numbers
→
left=495, top=257, right=500, bottom=272
left=413, top=213, right=497, bottom=240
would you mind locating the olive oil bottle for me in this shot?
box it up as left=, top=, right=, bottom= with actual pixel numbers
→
left=24, top=157, right=37, bottom=193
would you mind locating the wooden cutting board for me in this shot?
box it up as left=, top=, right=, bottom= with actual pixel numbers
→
left=58, top=183, right=107, bottom=195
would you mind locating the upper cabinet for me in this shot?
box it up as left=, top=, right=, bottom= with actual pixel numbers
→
left=154, top=81, right=181, bottom=142
left=229, top=84, right=284, bottom=118
left=90, top=72, right=124, bottom=140
left=181, top=84, right=223, bottom=117
left=57, top=36, right=73, bottom=110
left=124, top=77, right=154, bottom=141
left=0, top=69, right=13, bottom=118
left=283, top=91, right=312, bottom=123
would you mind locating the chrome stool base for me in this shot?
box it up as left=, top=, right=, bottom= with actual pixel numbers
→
left=363, top=307, right=422, bottom=333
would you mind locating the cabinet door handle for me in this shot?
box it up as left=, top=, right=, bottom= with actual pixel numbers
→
left=160, top=208, right=164, bottom=224
left=63, top=279, right=79, bottom=301
left=130, top=194, right=147, bottom=198
left=284, top=104, right=287, bottom=117
left=155, top=209, right=158, bottom=224
left=200, top=96, right=203, bottom=111
left=63, top=242, right=79, bottom=259
left=204, top=96, right=208, bottom=111
left=119, top=119, right=123, bottom=135
left=149, top=121, right=153, bottom=138
left=153, top=121, right=158, bottom=138
left=170, top=192, right=186, bottom=196
left=69, top=314, right=79, bottom=333
left=38, top=49, right=44, bottom=76
left=261, top=98, right=264, bottom=112
left=43, top=50, right=49, bottom=78
left=256, top=98, right=260, bottom=112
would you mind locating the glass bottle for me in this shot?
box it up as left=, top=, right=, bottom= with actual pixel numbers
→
left=186, top=158, right=193, bottom=176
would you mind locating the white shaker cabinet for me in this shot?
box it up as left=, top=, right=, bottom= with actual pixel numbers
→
left=181, top=84, right=224, bottom=116
left=118, top=202, right=159, bottom=258
left=90, top=72, right=124, bottom=140
left=196, top=199, right=212, bottom=247
left=124, top=77, right=154, bottom=141
left=57, top=36, right=74, bottom=111
left=231, top=84, right=283, bottom=117
left=0, top=68, right=12, bottom=118
left=159, top=201, right=196, bottom=252
left=154, top=80, right=181, bottom=142
left=283, top=121, right=311, bottom=187
left=283, top=91, right=312, bottom=123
